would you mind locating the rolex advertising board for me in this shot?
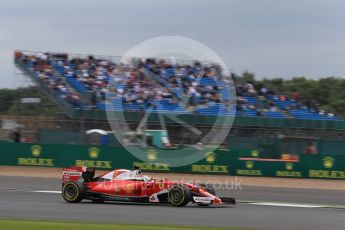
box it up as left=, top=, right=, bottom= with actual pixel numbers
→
left=133, top=149, right=171, bottom=172
left=303, top=155, right=345, bottom=179
left=0, top=141, right=345, bottom=180
left=235, top=159, right=304, bottom=178
left=274, top=162, right=303, bottom=178
left=189, top=150, right=233, bottom=174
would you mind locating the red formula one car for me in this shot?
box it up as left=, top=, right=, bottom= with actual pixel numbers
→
left=62, top=166, right=236, bottom=207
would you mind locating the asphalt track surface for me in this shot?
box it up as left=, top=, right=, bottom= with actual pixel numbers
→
left=1, top=176, right=345, bottom=230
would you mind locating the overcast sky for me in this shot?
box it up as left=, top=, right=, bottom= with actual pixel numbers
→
left=0, top=0, right=344, bottom=88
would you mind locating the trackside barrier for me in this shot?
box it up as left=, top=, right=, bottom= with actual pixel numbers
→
left=0, top=141, right=345, bottom=180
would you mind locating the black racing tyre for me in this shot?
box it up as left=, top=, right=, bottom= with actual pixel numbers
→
left=62, top=182, right=85, bottom=203
left=168, top=185, right=191, bottom=207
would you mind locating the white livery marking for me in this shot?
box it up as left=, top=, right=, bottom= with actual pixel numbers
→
left=193, top=196, right=213, bottom=204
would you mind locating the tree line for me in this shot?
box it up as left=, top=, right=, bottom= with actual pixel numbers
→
left=0, top=86, right=60, bottom=116
left=235, top=72, right=345, bottom=117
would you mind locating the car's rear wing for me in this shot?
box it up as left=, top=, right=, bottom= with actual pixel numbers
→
left=62, top=166, right=95, bottom=182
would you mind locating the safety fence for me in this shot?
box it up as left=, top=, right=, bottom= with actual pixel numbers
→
left=77, top=110, right=345, bottom=130
left=1, top=141, right=344, bottom=180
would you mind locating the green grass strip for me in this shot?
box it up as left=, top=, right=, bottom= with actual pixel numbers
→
left=0, top=219, right=255, bottom=230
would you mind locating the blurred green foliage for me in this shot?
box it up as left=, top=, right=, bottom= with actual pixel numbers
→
left=0, top=86, right=60, bottom=116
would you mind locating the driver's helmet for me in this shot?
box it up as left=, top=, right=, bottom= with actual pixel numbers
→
left=132, top=166, right=142, bottom=176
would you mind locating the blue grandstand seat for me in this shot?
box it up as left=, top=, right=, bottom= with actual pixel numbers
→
left=289, top=109, right=337, bottom=120
left=240, top=109, right=257, bottom=117
left=199, top=77, right=217, bottom=87
left=195, top=103, right=236, bottom=116
left=265, top=111, right=286, bottom=118
left=245, top=96, right=257, bottom=105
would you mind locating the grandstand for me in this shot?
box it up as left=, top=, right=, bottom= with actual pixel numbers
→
left=12, top=50, right=345, bottom=156
left=15, top=51, right=235, bottom=116
left=15, top=51, right=339, bottom=121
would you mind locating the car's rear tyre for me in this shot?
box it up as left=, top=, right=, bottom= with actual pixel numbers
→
left=62, top=182, right=85, bottom=203
left=168, top=185, right=191, bottom=207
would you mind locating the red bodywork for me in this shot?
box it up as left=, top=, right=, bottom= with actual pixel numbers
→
left=62, top=166, right=234, bottom=206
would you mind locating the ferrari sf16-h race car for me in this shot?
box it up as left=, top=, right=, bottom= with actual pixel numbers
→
left=62, top=166, right=236, bottom=207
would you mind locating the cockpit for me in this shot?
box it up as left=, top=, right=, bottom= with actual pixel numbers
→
left=100, top=169, right=152, bottom=182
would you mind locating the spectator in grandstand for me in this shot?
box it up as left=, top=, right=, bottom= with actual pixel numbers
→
left=268, top=104, right=279, bottom=112
left=194, top=142, right=203, bottom=150
left=291, top=91, right=300, bottom=101
left=236, top=97, right=248, bottom=111
left=279, top=95, right=287, bottom=101
left=304, top=141, right=318, bottom=154
left=12, top=130, right=21, bottom=142
left=236, top=82, right=258, bottom=97
left=327, top=112, right=335, bottom=118
left=259, top=86, right=268, bottom=95
left=15, top=51, right=81, bottom=108
left=256, top=110, right=264, bottom=116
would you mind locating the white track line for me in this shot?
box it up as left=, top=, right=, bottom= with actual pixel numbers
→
left=31, top=190, right=61, bottom=194
left=26, top=190, right=345, bottom=209
left=245, top=202, right=324, bottom=208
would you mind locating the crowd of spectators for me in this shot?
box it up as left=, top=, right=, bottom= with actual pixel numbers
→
left=234, top=79, right=336, bottom=119
left=15, top=51, right=81, bottom=107
left=16, top=51, right=231, bottom=113
left=109, top=63, right=178, bottom=108
left=141, top=59, right=224, bottom=105
left=15, top=51, right=338, bottom=119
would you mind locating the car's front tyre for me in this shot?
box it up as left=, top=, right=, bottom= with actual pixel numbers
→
left=168, top=185, right=191, bottom=207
